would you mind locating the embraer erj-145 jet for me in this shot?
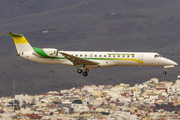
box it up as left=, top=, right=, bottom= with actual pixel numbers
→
left=6, top=32, right=178, bottom=76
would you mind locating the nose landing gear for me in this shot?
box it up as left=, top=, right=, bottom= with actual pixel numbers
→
left=163, top=71, right=167, bottom=74
left=163, top=67, right=167, bottom=74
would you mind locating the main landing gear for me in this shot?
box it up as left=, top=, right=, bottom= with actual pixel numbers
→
left=77, top=68, right=89, bottom=77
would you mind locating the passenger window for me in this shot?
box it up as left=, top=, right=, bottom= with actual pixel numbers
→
left=123, top=55, right=125, bottom=57
left=99, top=55, right=101, bottom=57
left=95, top=55, right=97, bottom=57
left=80, top=55, right=82, bottom=57
left=118, top=55, right=120, bottom=57
left=127, top=55, right=129, bottom=57
left=109, top=55, right=111, bottom=57
left=104, top=55, right=106, bottom=57
left=113, top=55, right=115, bottom=57
left=85, top=55, right=87, bottom=57
left=76, top=55, right=78, bottom=57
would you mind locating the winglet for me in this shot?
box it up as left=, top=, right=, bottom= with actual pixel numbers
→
left=5, top=32, right=24, bottom=37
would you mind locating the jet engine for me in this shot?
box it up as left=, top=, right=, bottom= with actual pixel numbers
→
left=33, top=48, right=58, bottom=57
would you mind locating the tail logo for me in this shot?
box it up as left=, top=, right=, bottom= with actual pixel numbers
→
left=49, top=51, right=56, bottom=56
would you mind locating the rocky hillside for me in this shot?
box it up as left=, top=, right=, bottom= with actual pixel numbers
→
left=0, top=0, right=180, bottom=97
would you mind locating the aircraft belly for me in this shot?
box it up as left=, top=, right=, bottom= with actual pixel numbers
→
left=27, top=56, right=73, bottom=66
left=91, top=60, right=117, bottom=68
left=85, top=59, right=141, bottom=68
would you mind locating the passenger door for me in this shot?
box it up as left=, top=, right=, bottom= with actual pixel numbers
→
left=138, top=54, right=144, bottom=64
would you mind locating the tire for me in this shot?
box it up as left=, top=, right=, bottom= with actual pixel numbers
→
left=77, top=69, right=82, bottom=74
left=82, top=72, right=88, bottom=76
left=163, top=71, right=167, bottom=74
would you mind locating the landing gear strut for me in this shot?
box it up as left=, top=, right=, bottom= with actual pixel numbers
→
left=163, top=68, right=167, bottom=74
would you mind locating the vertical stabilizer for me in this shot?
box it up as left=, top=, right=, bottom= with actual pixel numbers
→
left=6, top=32, right=33, bottom=54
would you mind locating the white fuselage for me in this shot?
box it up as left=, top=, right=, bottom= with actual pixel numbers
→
left=20, top=51, right=177, bottom=68
left=7, top=32, right=178, bottom=76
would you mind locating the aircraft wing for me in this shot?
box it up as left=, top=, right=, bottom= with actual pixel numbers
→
left=59, top=52, right=99, bottom=66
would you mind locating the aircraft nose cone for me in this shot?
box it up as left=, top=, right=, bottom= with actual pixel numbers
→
left=167, top=59, right=178, bottom=66
left=173, top=61, right=178, bottom=66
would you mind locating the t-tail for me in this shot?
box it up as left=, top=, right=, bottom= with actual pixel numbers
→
left=6, top=32, right=33, bottom=55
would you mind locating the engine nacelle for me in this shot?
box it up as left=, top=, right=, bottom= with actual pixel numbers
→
left=33, top=47, right=58, bottom=57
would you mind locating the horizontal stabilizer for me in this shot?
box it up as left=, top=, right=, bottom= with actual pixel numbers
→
left=6, top=32, right=23, bottom=37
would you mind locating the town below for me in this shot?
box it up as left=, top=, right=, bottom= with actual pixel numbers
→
left=0, top=77, right=180, bottom=120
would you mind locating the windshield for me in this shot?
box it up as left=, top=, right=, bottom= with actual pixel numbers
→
left=154, top=54, right=162, bottom=58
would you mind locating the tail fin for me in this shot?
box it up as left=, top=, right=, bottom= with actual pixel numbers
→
left=6, top=32, right=33, bottom=54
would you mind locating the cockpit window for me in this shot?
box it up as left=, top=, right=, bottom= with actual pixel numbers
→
left=154, top=54, right=162, bottom=58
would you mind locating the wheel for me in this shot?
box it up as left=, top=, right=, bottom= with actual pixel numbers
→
left=163, top=71, right=167, bottom=74
left=77, top=69, right=82, bottom=74
left=82, top=72, right=88, bottom=76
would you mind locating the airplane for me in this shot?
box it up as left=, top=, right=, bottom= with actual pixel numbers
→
left=6, top=32, right=178, bottom=77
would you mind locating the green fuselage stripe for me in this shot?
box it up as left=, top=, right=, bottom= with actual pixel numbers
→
left=33, top=47, right=49, bottom=57
left=32, top=48, right=143, bottom=63
left=48, top=57, right=143, bottom=63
